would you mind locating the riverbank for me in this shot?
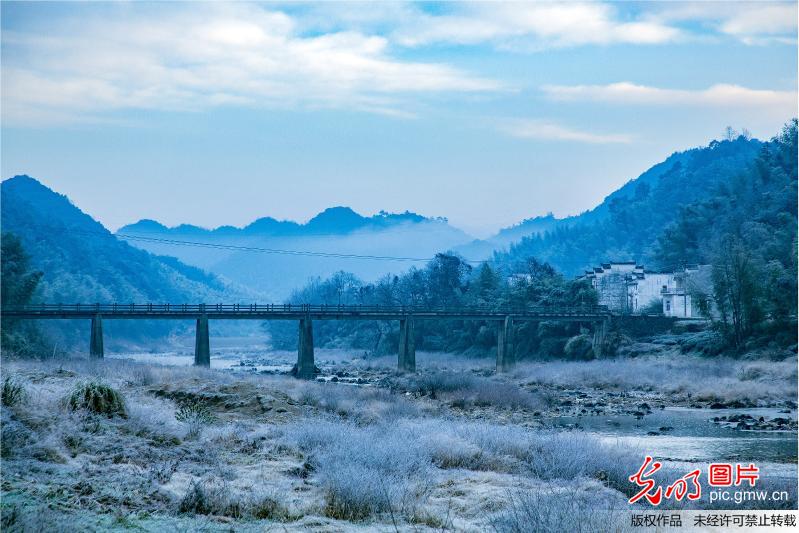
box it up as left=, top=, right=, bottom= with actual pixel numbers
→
left=2, top=352, right=796, bottom=532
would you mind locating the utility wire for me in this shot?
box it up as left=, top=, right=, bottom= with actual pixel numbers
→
left=51, top=227, right=477, bottom=263
left=115, top=232, right=445, bottom=262
left=29, top=224, right=684, bottom=271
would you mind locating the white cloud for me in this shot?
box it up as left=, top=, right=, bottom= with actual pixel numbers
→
left=719, top=3, right=797, bottom=44
left=0, top=4, right=501, bottom=125
left=298, top=1, right=796, bottom=49
left=542, top=82, right=797, bottom=110
left=499, top=119, right=633, bottom=144
left=651, top=1, right=797, bottom=45
left=3, top=2, right=795, bottom=126
left=389, top=2, right=681, bottom=48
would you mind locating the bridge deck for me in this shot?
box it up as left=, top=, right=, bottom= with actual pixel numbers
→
left=2, top=303, right=612, bottom=321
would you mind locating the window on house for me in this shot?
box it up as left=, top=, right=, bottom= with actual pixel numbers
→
left=665, top=301, right=671, bottom=312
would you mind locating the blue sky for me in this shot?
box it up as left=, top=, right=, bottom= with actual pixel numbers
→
left=2, top=1, right=796, bottom=237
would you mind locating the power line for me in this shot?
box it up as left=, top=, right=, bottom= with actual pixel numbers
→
left=115, top=232, right=686, bottom=271
left=115, top=232, right=449, bottom=262
left=27, top=224, right=688, bottom=271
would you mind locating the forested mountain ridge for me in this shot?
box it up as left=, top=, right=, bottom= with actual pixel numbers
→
left=492, top=134, right=764, bottom=275
left=655, top=120, right=797, bottom=348
left=1, top=175, right=229, bottom=303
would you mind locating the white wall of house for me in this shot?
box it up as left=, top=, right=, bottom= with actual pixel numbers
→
left=663, top=292, right=692, bottom=318
left=629, top=273, right=675, bottom=312
left=584, top=262, right=638, bottom=313
left=581, top=261, right=709, bottom=317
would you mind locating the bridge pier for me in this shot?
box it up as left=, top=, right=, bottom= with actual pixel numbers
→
left=194, top=315, right=210, bottom=367
left=398, top=317, right=415, bottom=372
left=592, top=318, right=609, bottom=358
left=296, top=317, right=315, bottom=379
left=496, top=316, right=514, bottom=372
left=90, top=314, right=104, bottom=358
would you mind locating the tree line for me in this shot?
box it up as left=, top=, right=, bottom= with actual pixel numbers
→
left=267, top=255, right=602, bottom=360
left=655, top=119, right=797, bottom=350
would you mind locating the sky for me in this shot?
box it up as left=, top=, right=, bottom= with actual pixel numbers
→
left=1, top=1, right=796, bottom=238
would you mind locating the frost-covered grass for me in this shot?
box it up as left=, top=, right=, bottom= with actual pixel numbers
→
left=1, top=354, right=796, bottom=531
left=393, top=369, right=548, bottom=410
left=277, top=418, right=643, bottom=523
left=490, top=481, right=632, bottom=533
left=513, top=356, right=797, bottom=404
left=289, top=380, right=424, bottom=423
left=282, top=420, right=434, bottom=521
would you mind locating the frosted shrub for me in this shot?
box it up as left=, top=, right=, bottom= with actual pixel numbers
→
left=399, top=371, right=544, bottom=410
left=175, top=399, right=216, bottom=439
left=179, top=479, right=241, bottom=517
left=249, top=491, right=293, bottom=521
left=564, top=334, right=594, bottom=360
left=178, top=479, right=293, bottom=520
left=65, top=381, right=126, bottom=418
left=405, top=371, right=477, bottom=396
left=425, top=432, right=486, bottom=470
left=2, top=376, right=28, bottom=407
left=468, top=382, right=544, bottom=410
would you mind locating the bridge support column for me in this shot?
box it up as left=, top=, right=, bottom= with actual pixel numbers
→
left=90, top=314, right=104, bottom=358
left=194, top=315, right=210, bottom=367
left=496, top=316, right=514, bottom=372
left=296, top=317, right=315, bottom=379
left=592, top=318, right=609, bottom=358
left=398, top=318, right=415, bottom=372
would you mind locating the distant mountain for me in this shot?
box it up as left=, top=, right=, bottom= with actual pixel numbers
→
left=492, top=213, right=561, bottom=243
left=454, top=214, right=564, bottom=259
left=119, top=206, right=442, bottom=239
left=117, top=207, right=473, bottom=300
left=491, top=134, right=765, bottom=275
left=113, top=134, right=767, bottom=297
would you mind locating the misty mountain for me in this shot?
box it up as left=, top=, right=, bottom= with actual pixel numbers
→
left=120, top=207, right=438, bottom=240
left=117, top=207, right=474, bottom=300
left=491, top=134, right=765, bottom=275
left=114, top=132, right=768, bottom=298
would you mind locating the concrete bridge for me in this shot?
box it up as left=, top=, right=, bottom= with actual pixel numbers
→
left=2, top=303, right=613, bottom=377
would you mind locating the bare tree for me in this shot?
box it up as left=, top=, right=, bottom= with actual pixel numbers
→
left=330, top=270, right=359, bottom=305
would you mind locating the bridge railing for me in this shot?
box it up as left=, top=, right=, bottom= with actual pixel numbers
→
left=1, top=303, right=611, bottom=316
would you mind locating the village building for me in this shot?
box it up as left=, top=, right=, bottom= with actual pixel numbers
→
left=579, top=261, right=710, bottom=318
left=661, top=265, right=713, bottom=318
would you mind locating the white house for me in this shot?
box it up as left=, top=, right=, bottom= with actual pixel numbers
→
left=579, top=262, right=709, bottom=317
left=661, top=265, right=713, bottom=318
